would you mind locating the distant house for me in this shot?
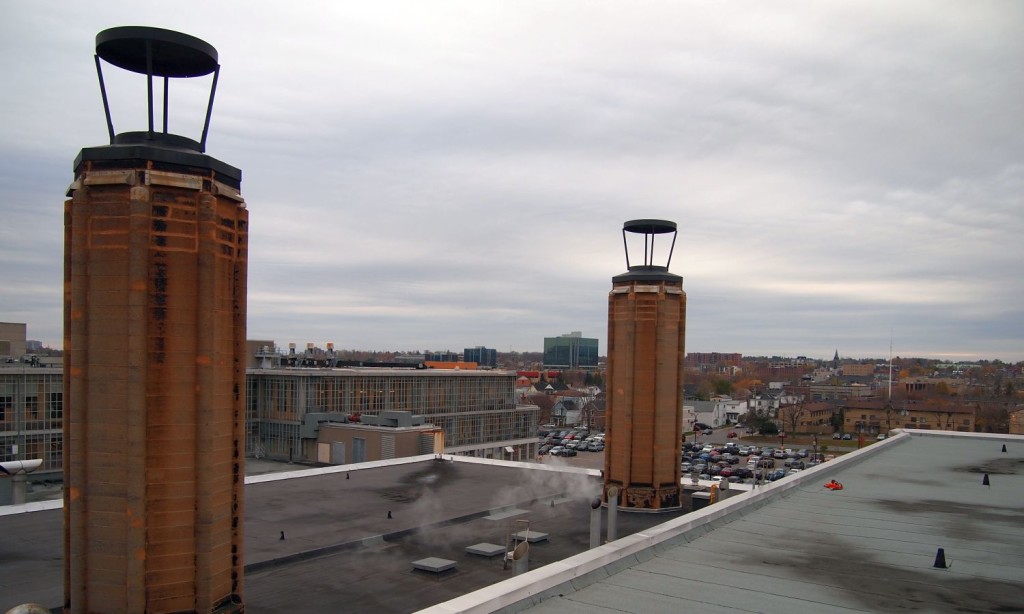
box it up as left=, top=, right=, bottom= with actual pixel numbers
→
left=690, top=400, right=719, bottom=428
left=532, top=380, right=568, bottom=394
left=582, top=397, right=607, bottom=432
left=551, top=399, right=580, bottom=425
left=746, top=393, right=780, bottom=418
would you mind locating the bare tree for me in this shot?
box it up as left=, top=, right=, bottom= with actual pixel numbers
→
left=780, top=403, right=806, bottom=434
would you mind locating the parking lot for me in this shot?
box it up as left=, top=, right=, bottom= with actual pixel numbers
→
left=535, top=426, right=866, bottom=483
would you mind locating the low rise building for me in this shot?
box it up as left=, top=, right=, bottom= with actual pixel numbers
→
left=315, top=410, right=445, bottom=464
left=246, top=366, right=538, bottom=463
left=1, top=360, right=537, bottom=488
left=842, top=398, right=976, bottom=435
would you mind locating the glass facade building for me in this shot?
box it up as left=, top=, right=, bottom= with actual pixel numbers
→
left=0, top=367, right=64, bottom=475
left=543, top=332, right=599, bottom=369
left=246, top=368, right=538, bottom=462
left=1, top=366, right=538, bottom=483
left=463, top=346, right=497, bottom=368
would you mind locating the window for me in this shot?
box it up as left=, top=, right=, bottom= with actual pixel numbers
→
left=0, top=396, right=11, bottom=422
left=47, top=392, right=63, bottom=423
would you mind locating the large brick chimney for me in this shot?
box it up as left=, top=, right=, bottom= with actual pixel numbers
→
left=603, top=220, right=686, bottom=511
left=63, top=27, right=246, bottom=613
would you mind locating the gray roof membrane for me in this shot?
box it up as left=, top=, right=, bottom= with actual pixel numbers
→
left=421, top=431, right=1024, bottom=613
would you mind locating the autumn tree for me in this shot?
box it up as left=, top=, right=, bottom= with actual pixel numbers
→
left=713, top=379, right=734, bottom=396
left=975, top=402, right=1010, bottom=433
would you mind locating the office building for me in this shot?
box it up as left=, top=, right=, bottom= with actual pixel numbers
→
left=463, top=346, right=497, bottom=368
left=543, top=332, right=599, bottom=369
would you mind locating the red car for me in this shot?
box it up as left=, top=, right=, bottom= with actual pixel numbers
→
left=727, top=431, right=738, bottom=438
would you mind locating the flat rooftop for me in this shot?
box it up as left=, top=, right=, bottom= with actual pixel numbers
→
left=425, top=430, right=1024, bottom=613
left=3, top=431, right=1022, bottom=613
left=0, top=456, right=684, bottom=613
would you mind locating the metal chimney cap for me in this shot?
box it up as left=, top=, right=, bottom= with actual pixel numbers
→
left=97, top=26, right=218, bottom=78
left=623, top=219, right=676, bottom=235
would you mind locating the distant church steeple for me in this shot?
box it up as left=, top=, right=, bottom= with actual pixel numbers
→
left=833, top=349, right=840, bottom=369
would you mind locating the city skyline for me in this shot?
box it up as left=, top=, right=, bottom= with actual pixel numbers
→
left=2, top=2, right=1022, bottom=362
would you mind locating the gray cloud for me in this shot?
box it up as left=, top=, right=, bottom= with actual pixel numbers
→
left=1, top=1, right=1021, bottom=361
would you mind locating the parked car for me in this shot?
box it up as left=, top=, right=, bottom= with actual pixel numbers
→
left=726, top=431, right=738, bottom=438
left=877, top=433, right=887, bottom=440
left=703, top=429, right=714, bottom=435
left=773, top=449, right=787, bottom=459
left=797, top=449, right=808, bottom=458
left=832, top=432, right=842, bottom=439
left=549, top=446, right=565, bottom=456
left=842, top=433, right=852, bottom=440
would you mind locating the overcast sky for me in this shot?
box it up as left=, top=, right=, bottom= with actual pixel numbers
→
left=2, top=2, right=1022, bottom=362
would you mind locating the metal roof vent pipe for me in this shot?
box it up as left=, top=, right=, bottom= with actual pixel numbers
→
left=589, top=496, right=602, bottom=548
left=511, top=541, right=529, bottom=576
left=607, top=486, right=619, bottom=542
left=0, top=459, right=43, bottom=505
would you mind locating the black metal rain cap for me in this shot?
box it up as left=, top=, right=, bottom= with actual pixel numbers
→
left=92, top=26, right=222, bottom=153
left=96, top=26, right=218, bottom=77
left=624, top=219, right=676, bottom=236
left=615, top=218, right=681, bottom=282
